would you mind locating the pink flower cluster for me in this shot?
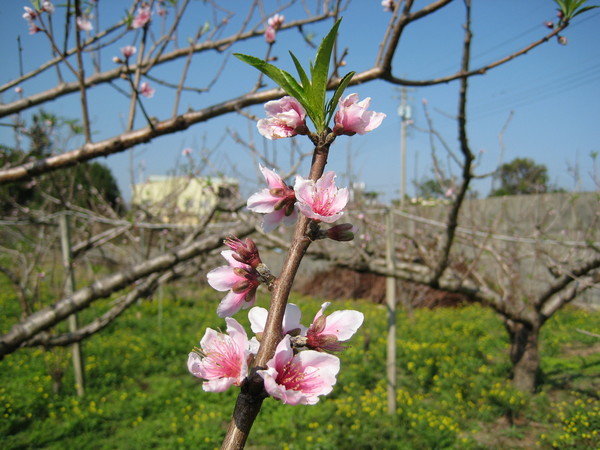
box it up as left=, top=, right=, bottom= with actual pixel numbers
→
left=247, top=165, right=350, bottom=232
left=139, top=81, right=155, bottom=98
left=207, top=237, right=263, bottom=317
left=121, top=45, right=137, bottom=59
left=265, top=13, right=284, bottom=43
left=22, top=2, right=55, bottom=35
left=247, top=165, right=298, bottom=232
left=188, top=302, right=363, bottom=404
left=256, top=94, right=385, bottom=140
left=257, top=96, right=308, bottom=140
left=187, top=89, right=379, bottom=408
left=76, top=16, right=93, bottom=32
left=132, top=4, right=152, bottom=29
left=382, top=0, right=395, bottom=12
left=333, top=93, right=386, bottom=136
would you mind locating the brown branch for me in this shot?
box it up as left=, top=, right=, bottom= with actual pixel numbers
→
left=379, top=0, right=452, bottom=72
left=126, top=16, right=150, bottom=131
left=0, top=19, right=129, bottom=94
left=71, top=224, right=132, bottom=259
left=537, top=254, right=600, bottom=319
left=23, top=271, right=163, bottom=347
left=0, top=15, right=334, bottom=119
left=74, top=0, right=92, bottom=142
left=145, top=0, right=192, bottom=69
left=381, top=23, right=567, bottom=86
left=0, top=88, right=283, bottom=184
left=172, top=16, right=206, bottom=118
left=429, top=0, right=474, bottom=286
left=221, top=131, right=335, bottom=449
left=21, top=259, right=195, bottom=348
left=0, top=222, right=254, bottom=359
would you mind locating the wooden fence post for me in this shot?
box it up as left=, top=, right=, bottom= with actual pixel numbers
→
left=59, top=213, right=85, bottom=397
left=385, top=209, right=397, bottom=414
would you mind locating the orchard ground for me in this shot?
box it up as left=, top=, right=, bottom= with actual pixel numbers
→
left=1, top=281, right=598, bottom=449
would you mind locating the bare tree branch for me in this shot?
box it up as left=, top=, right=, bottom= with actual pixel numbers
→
left=0, top=222, right=254, bottom=359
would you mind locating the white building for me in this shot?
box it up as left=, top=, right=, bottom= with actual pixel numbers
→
left=132, top=175, right=239, bottom=223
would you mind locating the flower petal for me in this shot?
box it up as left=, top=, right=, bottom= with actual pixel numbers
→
left=216, top=291, right=247, bottom=318
left=207, top=266, right=239, bottom=291
left=323, top=310, right=364, bottom=341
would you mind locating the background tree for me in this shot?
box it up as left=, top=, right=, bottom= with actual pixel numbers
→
left=490, top=157, right=551, bottom=196
left=1, top=111, right=122, bottom=214
left=414, top=176, right=459, bottom=199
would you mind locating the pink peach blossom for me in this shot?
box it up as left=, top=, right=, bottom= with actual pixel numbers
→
left=132, top=5, right=152, bottom=29
left=293, top=172, right=349, bottom=223
left=265, top=26, right=276, bottom=43
left=267, top=14, right=285, bottom=30
left=381, top=0, right=395, bottom=12
left=224, top=237, right=262, bottom=269
left=257, top=96, right=308, bottom=140
left=248, top=303, right=306, bottom=337
left=187, top=317, right=251, bottom=392
left=258, top=336, right=340, bottom=405
left=333, top=93, right=386, bottom=136
left=120, top=45, right=137, bottom=58
left=28, top=22, right=41, bottom=34
left=207, top=250, right=260, bottom=317
left=42, top=1, right=55, bottom=14
left=306, top=302, right=364, bottom=352
left=247, top=165, right=298, bottom=232
left=76, top=16, right=93, bottom=31
left=22, top=7, right=37, bottom=21
left=139, top=81, right=155, bottom=98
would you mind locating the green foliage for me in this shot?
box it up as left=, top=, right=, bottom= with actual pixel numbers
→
left=0, top=111, right=123, bottom=214
left=0, top=286, right=598, bottom=449
left=415, top=177, right=450, bottom=199
left=490, top=157, right=556, bottom=197
left=235, top=19, right=354, bottom=133
left=554, top=0, right=599, bottom=21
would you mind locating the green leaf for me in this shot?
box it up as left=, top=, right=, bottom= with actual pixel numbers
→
left=554, top=0, right=567, bottom=10
left=310, top=18, right=343, bottom=127
left=279, top=68, right=317, bottom=118
left=325, top=71, right=355, bottom=125
left=571, top=4, right=599, bottom=18
left=233, top=53, right=306, bottom=102
left=289, top=51, right=311, bottom=93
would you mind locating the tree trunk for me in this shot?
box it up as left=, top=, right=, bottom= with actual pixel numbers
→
left=505, top=320, right=541, bottom=393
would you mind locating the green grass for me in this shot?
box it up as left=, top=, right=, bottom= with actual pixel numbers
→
left=1, top=287, right=598, bottom=449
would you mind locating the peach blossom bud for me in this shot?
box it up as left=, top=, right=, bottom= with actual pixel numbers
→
left=120, top=45, right=137, bottom=58
left=265, top=26, right=276, bottom=43
left=42, top=1, right=55, bottom=14
left=326, top=223, right=357, bottom=241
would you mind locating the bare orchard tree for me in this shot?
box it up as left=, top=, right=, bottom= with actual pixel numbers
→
left=315, top=193, right=599, bottom=393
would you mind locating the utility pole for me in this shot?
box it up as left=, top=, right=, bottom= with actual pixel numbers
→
left=397, top=88, right=412, bottom=208
left=59, top=214, right=85, bottom=397
left=385, top=210, right=397, bottom=414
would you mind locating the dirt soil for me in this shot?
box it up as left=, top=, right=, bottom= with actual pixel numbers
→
left=297, top=267, right=469, bottom=308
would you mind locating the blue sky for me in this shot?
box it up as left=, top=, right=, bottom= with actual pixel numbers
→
left=1, top=1, right=599, bottom=202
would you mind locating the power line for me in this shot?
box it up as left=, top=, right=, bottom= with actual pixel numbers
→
left=471, top=62, right=600, bottom=119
